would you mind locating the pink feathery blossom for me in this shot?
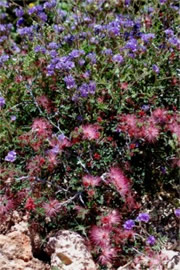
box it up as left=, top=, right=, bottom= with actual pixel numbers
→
left=82, top=174, right=101, bottom=188
left=143, top=123, right=160, bottom=142
left=100, top=210, right=121, bottom=227
left=36, top=95, right=52, bottom=113
left=98, top=246, right=116, bottom=265
left=90, top=226, right=111, bottom=247
left=43, top=199, right=61, bottom=217
left=108, top=167, right=131, bottom=197
left=167, top=122, right=180, bottom=143
left=152, top=108, right=168, bottom=123
left=0, top=196, right=14, bottom=216
left=81, top=124, right=101, bottom=140
left=32, top=118, right=52, bottom=137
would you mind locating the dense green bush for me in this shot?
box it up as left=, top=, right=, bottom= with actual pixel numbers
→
left=0, top=0, right=179, bottom=268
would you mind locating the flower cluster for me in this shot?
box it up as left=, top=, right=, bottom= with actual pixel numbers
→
left=0, top=0, right=179, bottom=268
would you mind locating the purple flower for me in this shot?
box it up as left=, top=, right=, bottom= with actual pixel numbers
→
left=69, top=49, right=84, bottom=59
left=10, top=115, right=16, bottom=121
left=160, top=166, right=166, bottom=174
left=125, top=38, right=138, bottom=52
left=160, top=0, right=167, bottom=4
left=78, top=59, right=85, bottom=66
left=17, top=26, right=34, bottom=37
left=79, top=83, right=89, bottom=97
left=88, top=81, right=96, bottom=94
left=0, top=97, right=5, bottom=107
left=44, top=0, right=56, bottom=9
left=64, top=75, right=76, bottom=89
left=152, top=64, right=159, bottom=74
left=5, top=151, right=17, bottom=162
left=125, top=0, right=131, bottom=5
left=174, top=208, right=180, bottom=218
left=142, top=105, right=150, bottom=111
left=16, top=18, right=24, bottom=27
left=164, top=29, right=174, bottom=37
left=48, top=42, right=59, bottom=50
left=103, top=48, right=113, bottom=56
left=58, top=134, right=65, bottom=141
left=86, top=52, right=96, bottom=64
left=146, top=235, right=156, bottom=245
left=112, top=54, right=124, bottom=64
left=123, top=219, right=135, bottom=230
left=38, top=12, right=47, bottom=22
left=34, top=45, right=46, bottom=54
left=54, top=25, right=64, bottom=33
left=141, top=33, right=155, bottom=42
left=14, top=8, right=24, bottom=18
left=136, top=213, right=150, bottom=223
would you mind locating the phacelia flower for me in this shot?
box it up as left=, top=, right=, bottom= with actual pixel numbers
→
left=64, top=75, right=76, bottom=89
left=152, top=64, right=160, bottom=73
left=0, top=97, right=5, bottom=107
left=112, top=54, right=124, bottom=64
left=146, top=235, right=156, bottom=245
left=136, top=213, right=150, bottom=223
left=174, top=208, right=180, bottom=218
left=5, top=151, right=17, bottom=162
left=123, top=219, right=135, bottom=230
left=10, top=115, right=16, bottom=121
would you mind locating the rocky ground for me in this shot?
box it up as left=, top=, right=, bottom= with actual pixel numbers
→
left=0, top=211, right=179, bottom=270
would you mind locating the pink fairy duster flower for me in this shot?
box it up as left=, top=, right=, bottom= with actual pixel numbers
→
left=108, top=167, right=131, bottom=197
left=81, top=124, right=101, bottom=140
left=143, top=123, right=160, bottom=142
left=36, top=95, right=52, bottom=113
left=90, top=226, right=111, bottom=247
left=152, top=108, right=168, bottom=123
left=0, top=195, right=14, bottom=216
left=43, top=199, right=61, bottom=217
left=25, top=198, right=35, bottom=211
left=167, top=122, right=180, bottom=143
left=126, top=193, right=140, bottom=210
left=101, top=210, right=121, bottom=227
left=98, top=246, right=116, bottom=265
left=47, top=152, right=57, bottom=171
left=82, top=174, right=101, bottom=188
left=32, top=118, right=52, bottom=137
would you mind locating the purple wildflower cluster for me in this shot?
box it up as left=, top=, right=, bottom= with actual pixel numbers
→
left=5, top=151, right=17, bottom=162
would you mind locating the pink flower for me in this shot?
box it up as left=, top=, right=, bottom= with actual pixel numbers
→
left=82, top=174, right=101, bottom=188
left=25, top=198, right=35, bottom=211
left=0, top=196, right=14, bottom=216
left=32, top=118, right=52, bottom=137
left=36, top=95, right=52, bottom=113
left=81, top=124, right=101, bottom=140
left=100, top=210, right=121, bottom=227
left=98, top=246, right=116, bottom=265
left=152, top=108, right=168, bottom=123
left=90, top=226, right=110, bottom=247
left=108, top=167, right=130, bottom=197
left=143, top=123, right=160, bottom=142
left=43, top=199, right=61, bottom=217
left=167, top=122, right=180, bottom=143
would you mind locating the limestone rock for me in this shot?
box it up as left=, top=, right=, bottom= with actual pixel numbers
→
left=0, top=231, right=50, bottom=270
left=46, top=230, right=97, bottom=270
left=162, top=249, right=180, bottom=270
